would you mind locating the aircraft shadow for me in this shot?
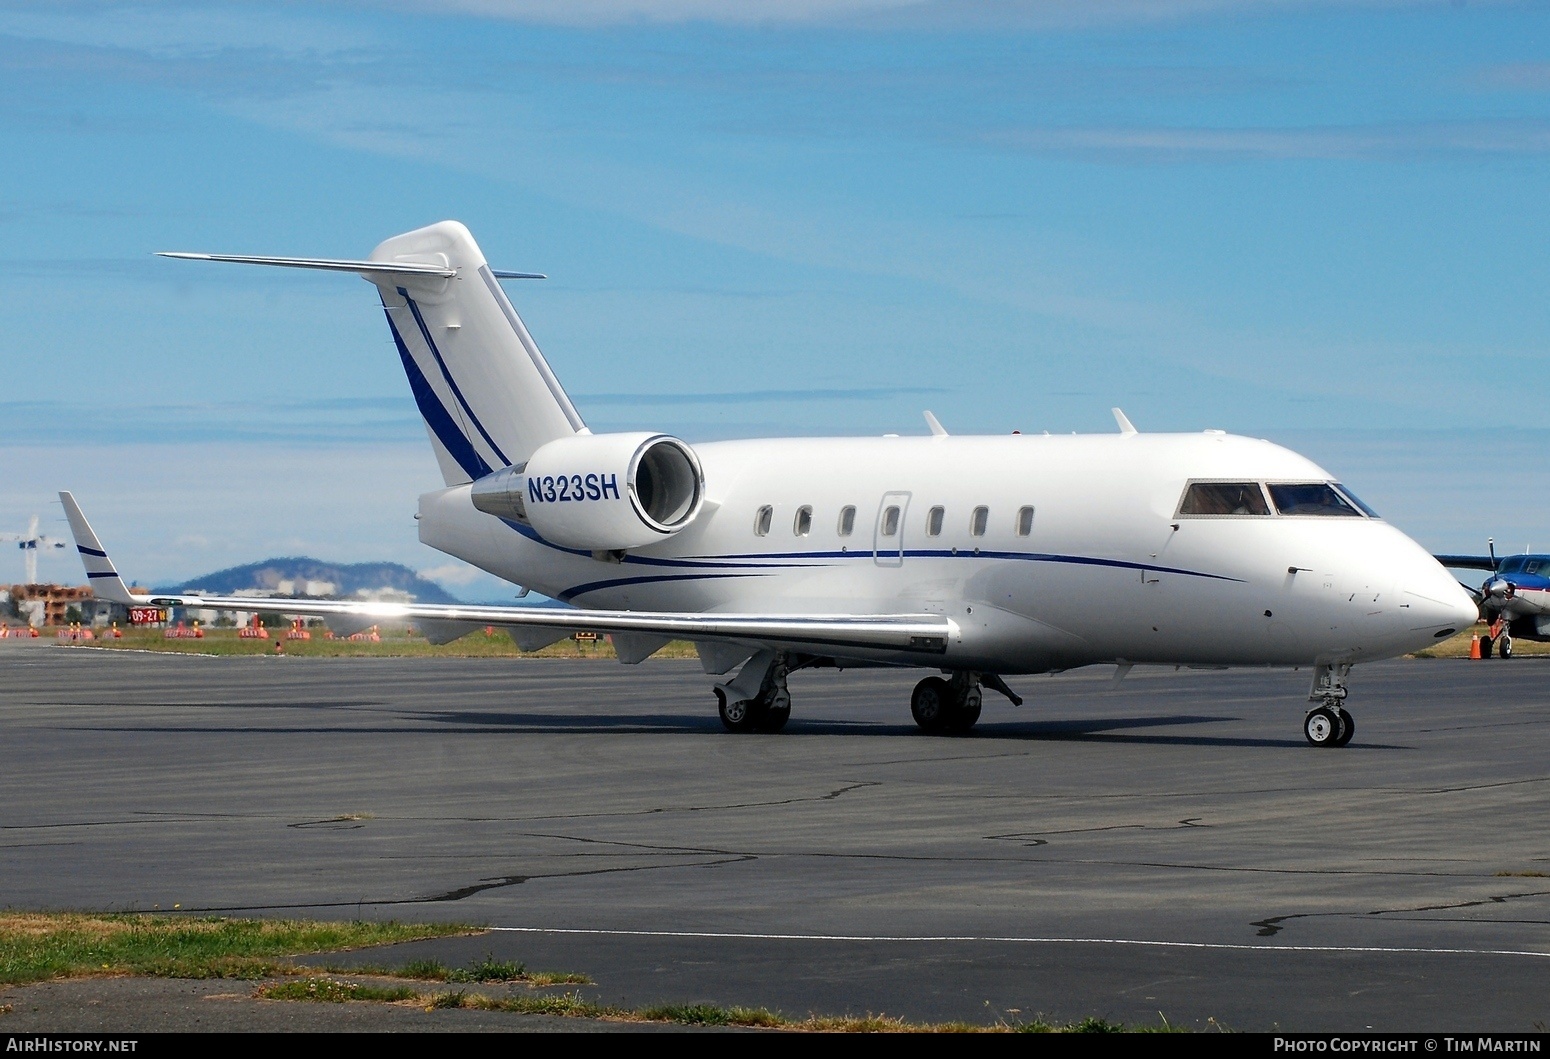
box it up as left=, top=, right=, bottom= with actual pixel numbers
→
left=66, top=710, right=1408, bottom=748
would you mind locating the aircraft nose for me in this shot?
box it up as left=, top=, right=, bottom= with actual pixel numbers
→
left=1401, top=578, right=1480, bottom=637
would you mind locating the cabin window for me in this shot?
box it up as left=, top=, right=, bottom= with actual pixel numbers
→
left=970, top=506, right=989, bottom=537
left=794, top=506, right=813, bottom=536
left=881, top=505, right=900, bottom=537
left=1016, top=506, right=1034, bottom=536
left=926, top=506, right=944, bottom=536
left=754, top=505, right=773, bottom=536
left=1178, top=482, right=1270, bottom=516
left=838, top=506, right=856, bottom=536
left=1267, top=483, right=1361, bottom=517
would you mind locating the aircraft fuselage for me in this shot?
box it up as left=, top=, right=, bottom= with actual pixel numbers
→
left=419, top=430, right=1475, bottom=674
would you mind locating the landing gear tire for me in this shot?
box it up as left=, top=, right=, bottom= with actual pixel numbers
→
left=1304, top=706, right=1342, bottom=748
left=716, top=688, right=766, bottom=733
left=758, top=705, right=791, bottom=733
left=945, top=691, right=982, bottom=734
left=1480, top=635, right=1494, bottom=658
left=1332, top=708, right=1355, bottom=748
left=911, top=677, right=953, bottom=733
left=1500, top=636, right=1513, bottom=659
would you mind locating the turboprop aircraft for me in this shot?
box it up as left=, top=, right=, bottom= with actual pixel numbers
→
left=64, top=221, right=1477, bottom=748
left=1436, top=544, right=1550, bottom=658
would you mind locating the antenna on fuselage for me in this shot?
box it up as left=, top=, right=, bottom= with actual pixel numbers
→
left=923, top=411, right=948, bottom=437
left=1112, top=408, right=1138, bottom=435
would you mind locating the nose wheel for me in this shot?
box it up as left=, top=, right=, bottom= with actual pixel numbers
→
left=1305, top=663, right=1355, bottom=748
left=1304, top=705, right=1354, bottom=747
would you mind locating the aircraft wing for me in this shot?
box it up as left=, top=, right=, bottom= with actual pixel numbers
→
left=1434, top=555, right=1498, bottom=571
left=58, top=492, right=951, bottom=658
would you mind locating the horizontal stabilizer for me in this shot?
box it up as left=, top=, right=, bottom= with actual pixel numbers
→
left=157, top=252, right=456, bottom=277
left=157, top=253, right=546, bottom=281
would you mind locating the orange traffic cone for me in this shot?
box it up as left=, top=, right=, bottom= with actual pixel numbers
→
left=1469, top=635, right=1482, bottom=659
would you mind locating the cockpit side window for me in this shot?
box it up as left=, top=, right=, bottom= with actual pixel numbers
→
left=1178, top=482, right=1271, bottom=517
left=1267, top=483, right=1361, bottom=517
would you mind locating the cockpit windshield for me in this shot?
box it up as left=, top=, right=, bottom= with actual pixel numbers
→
left=1266, top=483, right=1362, bottom=517
left=1179, top=482, right=1270, bottom=516
left=1500, top=557, right=1547, bottom=576
left=1176, top=480, right=1376, bottom=518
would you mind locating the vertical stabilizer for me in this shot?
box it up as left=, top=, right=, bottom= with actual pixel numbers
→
left=369, top=221, right=586, bottom=485
left=58, top=492, right=136, bottom=605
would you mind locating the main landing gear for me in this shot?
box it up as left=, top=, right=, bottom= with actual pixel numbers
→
left=712, top=654, right=1022, bottom=736
left=1304, top=662, right=1355, bottom=748
left=908, top=671, right=1020, bottom=735
left=714, top=651, right=791, bottom=733
left=910, top=672, right=982, bottom=734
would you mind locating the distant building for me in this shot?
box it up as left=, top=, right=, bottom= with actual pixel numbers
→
left=3, top=584, right=151, bottom=628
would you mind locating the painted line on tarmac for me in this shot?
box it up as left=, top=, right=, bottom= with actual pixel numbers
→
left=489, top=926, right=1550, bottom=960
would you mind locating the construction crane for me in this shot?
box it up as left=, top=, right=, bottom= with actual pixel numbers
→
left=0, top=516, right=68, bottom=585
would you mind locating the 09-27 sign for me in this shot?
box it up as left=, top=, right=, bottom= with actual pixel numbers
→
left=129, top=607, right=168, bottom=625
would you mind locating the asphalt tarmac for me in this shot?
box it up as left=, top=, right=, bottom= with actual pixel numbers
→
left=2, top=643, right=1548, bottom=1031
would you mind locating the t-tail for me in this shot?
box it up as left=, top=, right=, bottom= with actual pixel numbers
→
left=159, top=221, right=586, bottom=485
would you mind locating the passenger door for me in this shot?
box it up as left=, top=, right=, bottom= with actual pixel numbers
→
left=873, top=492, right=910, bottom=567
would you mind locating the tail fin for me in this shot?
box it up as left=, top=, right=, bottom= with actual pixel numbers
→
left=58, top=492, right=137, bottom=605
left=160, top=221, right=586, bottom=485
left=370, top=222, right=585, bottom=484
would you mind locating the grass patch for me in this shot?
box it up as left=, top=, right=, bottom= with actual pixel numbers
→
left=412, top=990, right=1182, bottom=1032
left=347, top=955, right=588, bottom=986
left=3, top=913, right=1189, bottom=1032
left=258, top=977, right=417, bottom=1003
left=0, top=913, right=477, bottom=987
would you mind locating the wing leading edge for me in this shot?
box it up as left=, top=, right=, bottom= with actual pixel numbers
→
left=57, top=492, right=951, bottom=658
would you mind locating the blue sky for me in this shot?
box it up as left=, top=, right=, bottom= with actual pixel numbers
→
left=2, top=0, right=1548, bottom=596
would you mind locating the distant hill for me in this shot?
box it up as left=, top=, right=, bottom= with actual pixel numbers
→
left=158, top=558, right=462, bottom=604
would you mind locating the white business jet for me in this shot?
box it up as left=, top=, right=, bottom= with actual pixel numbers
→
left=63, top=221, right=1476, bottom=747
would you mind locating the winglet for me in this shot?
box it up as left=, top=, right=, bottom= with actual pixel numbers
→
left=923, top=410, right=948, bottom=437
left=57, top=492, right=137, bottom=605
left=1112, top=408, right=1138, bottom=435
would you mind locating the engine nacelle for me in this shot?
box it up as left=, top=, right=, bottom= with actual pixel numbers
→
left=469, top=432, right=705, bottom=551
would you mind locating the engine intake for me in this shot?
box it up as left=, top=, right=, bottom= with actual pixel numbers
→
left=470, top=432, right=705, bottom=551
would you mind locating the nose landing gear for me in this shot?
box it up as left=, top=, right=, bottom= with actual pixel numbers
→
left=1304, top=663, right=1355, bottom=748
